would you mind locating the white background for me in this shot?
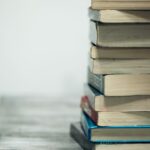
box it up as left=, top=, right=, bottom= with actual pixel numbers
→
left=0, top=0, right=90, bottom=97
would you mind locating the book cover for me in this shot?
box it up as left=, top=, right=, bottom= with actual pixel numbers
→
left=90, top=45, right=150, bottom=59
left=81, top=112, right=150, bottom=143
left=84, top=84, right=150, bottom=112
left=89, top=8, right=150, bottom=23
left=91, top=1, right=150, bottom=10
left=88, top=68, right=150, bottom=96
left=70, top=122, right=150, bottom=150
left=70, top=122, right=93, bottom=150
left=90, top=21, right=150, bottom=47
left=81, top=96, right=150, bottom=126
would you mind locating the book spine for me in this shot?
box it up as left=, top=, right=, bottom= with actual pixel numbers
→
left=70, top=123, right=93, bottom=150
left=84, top=84, right=96, bottom=110
left=81, top=96, right=98, bottom=124
left=88, top=8, right=100, bottom=22
left=90, top=21, right=98, bottom=45
left=80, top=111, right=92, bottom=141
left=88, top=69, right=104, bottom=93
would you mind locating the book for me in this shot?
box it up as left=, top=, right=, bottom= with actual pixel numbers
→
left=70, top=122, right=150, bottom=150
left=89, top=8, right=150, bottom=23
left=81, top=96, right=150, bottom=126
left=84, top=84, right=150, bottom=112
left=89, top=58, right=150, bottom=74
left=91, top=0, right=150, bottom=10
left=70, top=122, right=93, bottom=150
left=81, top=112, right=150, bottom=143
left=88, top=69, right=150, bottom=96
left=90, top=45, right=150, bottom=59
left=90, top=21, right=150, bottom=47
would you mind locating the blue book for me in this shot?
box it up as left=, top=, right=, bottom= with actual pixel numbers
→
left=81, top=112, right=150, bottom=144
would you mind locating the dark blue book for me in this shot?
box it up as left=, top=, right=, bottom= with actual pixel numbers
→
left=81, top=112, right=150, bottom=144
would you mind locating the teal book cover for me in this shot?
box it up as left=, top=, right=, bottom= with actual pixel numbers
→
left=81, top=112, right=150, bottom=144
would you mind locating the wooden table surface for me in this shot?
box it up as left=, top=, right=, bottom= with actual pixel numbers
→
left=0, top=96, right=82, bottom=150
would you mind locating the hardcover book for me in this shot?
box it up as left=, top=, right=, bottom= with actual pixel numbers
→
left=91, top=0, right=150, bottom=10
left=81, top=112, right=150, bottom=143
left=81, top=96, right=150, bottom=126
left=89, top=8, right=150, bottom=23
left=90, top=45, right=150, bottom=59
left=70, top=122, right=150, bottom=150
left=88, top=69, right=150, bottom=96
left=90, top=21, right=150, bottom=47
left=89, top=58, right=150, bottom=74
left=84, top=84, right=150, bottom=112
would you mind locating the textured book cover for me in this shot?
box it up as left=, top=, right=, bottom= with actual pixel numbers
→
left=87, top=68, right=104, bottom=93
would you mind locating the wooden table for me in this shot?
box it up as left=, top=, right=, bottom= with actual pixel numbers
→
left=0, top=96, right=82, bottom=150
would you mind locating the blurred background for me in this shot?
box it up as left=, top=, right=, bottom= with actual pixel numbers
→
left=0, top=1, right=90, bottom=149
left=0, top=0, right=90, bottom=98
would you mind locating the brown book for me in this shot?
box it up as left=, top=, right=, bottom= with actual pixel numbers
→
left=84, top=84, right=150, bottom=111
left=91, top=0, right=150, bottom=10
left=90, top=45, right=150, bottom=59
left=81, top=96, right=150, bottom=126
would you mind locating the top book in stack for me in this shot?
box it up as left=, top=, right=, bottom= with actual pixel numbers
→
left=91, top=0, right=150, bottom=10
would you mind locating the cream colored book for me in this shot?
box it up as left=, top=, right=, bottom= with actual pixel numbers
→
left=89, top=58, right=150, bottom=74
left=89, top=8, right=150, bottom=23
left=81, top=98, right=150, bottom=126
left=70, top=122, right=150, bottom=150
left=90, top=21, right=150, bottom=47
left=91, top=0, right=150, bottom=10
left=84, top=84, right=150, bottom=111
left=88, top=69, right=150, bottom=96
left=90, top=45, right=150, bottom=59
left=96, top=112, right=150, bottom=126
left=81, top=111, right=150, bottom=139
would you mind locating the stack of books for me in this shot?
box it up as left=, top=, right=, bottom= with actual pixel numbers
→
left=70, top=1, right=150, bottom=150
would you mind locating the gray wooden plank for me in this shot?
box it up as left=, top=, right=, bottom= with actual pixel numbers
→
left=0, top=96, right=82, bottom=150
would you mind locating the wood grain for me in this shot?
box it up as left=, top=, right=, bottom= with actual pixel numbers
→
left=0, top=96, right=81, bottom=150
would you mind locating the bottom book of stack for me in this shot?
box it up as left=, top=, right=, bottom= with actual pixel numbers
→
left=70, top=112, right=150, bottom=150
